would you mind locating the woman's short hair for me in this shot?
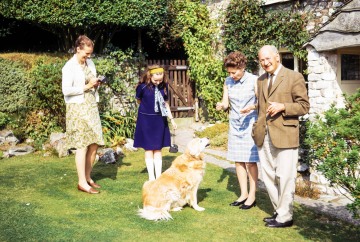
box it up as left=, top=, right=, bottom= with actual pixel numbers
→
left=224, top=51, right=247, bottom=69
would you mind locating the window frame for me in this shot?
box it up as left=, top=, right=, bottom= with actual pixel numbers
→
left=338, top=48, right=360, bottom=84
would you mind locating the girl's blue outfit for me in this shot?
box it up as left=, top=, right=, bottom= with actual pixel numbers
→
left=134, top=83, right=171, bottom=150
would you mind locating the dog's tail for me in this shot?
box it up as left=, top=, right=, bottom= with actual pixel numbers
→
left=138, top=206, right=173, bottom=221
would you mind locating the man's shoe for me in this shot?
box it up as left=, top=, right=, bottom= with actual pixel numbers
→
left=263, top=212, right=278, bottom=223
left=265, top=219, right=293, bottom=228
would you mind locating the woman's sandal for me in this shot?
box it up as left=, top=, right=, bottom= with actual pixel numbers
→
left=77, top=184, right=100, bottom=194
left=87, top=181, right=101, bottom=189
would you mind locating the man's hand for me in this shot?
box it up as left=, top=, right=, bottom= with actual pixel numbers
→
left=267, top=101, right=285, bottom=117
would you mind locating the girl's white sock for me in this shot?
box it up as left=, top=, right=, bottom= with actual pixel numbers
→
left=145, top=158, right=155, bottom=181
left=154, top=158, right=163, bottom=179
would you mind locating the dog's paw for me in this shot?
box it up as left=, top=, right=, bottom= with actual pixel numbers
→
left=171, top=207, right=183, bottom=212
left=193, top=205, right=205, bottom=211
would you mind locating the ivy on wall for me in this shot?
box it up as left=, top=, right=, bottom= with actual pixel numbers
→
left=171, top=0, right=228, bottom=122
left=224, top=0, right=309, bottom=72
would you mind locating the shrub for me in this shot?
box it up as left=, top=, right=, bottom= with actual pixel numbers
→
left=29, top=58, right=67, bottom=130
left=100, top=109, right=137, bottom=147
left=94, top=47, right=142, bottom=114
left=195, top=123, right=229, bottom=149
left=24, top=110, right=63, bottom=149
left=295, top=179, right=321, bottom=200
left=0, top=58, right=30, bottom=114
left=0, top=112, right=10, bottom=129
left=305, top=89, right=360, bottom=218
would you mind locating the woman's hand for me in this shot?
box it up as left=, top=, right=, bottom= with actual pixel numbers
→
left=216, top=102, right=224, bottom=111
left=171, top=119, right=178, bottom=129
left=240, top=105, right=255, bottom=115
left=85, top=77, right=100, bottom=90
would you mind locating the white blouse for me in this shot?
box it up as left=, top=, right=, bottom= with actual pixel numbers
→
left=62, top=55, right=99, bottom=103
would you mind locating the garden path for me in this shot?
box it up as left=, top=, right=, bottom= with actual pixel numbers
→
left=173, top=118, right=360, bottom=226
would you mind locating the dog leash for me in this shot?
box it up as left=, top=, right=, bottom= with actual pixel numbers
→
left=172, top=128, right=175, bottom=144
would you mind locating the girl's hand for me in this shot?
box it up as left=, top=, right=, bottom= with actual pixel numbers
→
left=171, top=119, right=178, bottom=129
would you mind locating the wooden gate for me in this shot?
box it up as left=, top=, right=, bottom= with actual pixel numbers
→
left=146, top=59, right=196, bottom=118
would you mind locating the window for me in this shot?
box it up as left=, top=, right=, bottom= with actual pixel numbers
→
left=341, top=54, right=360, bottom=80
left=337, top=48, right=360, bottom=94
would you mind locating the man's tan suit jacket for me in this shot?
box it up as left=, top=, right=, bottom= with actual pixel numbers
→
left=252, top=66, right=310, bottom=148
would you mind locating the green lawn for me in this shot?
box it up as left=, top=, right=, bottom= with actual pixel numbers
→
left=0, top=150, right=359, bottom=242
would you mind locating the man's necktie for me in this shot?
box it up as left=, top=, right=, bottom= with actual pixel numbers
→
left=268, top=74, right=274, bottom=95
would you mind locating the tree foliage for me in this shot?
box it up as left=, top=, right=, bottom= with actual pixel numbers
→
left=224, top=0, right=309, bottom=71
left=0, top=0, right=168, bottom=52
left=305, top=89, right=360, bottom=218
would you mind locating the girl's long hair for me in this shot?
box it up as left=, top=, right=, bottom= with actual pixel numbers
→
left=137, top=64, right=169, bottom=94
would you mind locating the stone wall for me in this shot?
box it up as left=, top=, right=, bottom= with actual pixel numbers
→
left=306, top=46, right=345, bottom=116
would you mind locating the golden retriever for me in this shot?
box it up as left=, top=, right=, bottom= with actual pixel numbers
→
left=138, top=137, right=210, bottom=221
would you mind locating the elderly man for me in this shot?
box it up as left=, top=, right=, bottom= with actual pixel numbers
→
left=242, top=45, right=310, bottom=228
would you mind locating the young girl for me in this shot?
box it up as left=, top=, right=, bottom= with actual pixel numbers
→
left=133, top=65, right=177, bottom=181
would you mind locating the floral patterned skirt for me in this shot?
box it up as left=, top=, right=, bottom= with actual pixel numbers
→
left=65, top=91, right=104, bottom=150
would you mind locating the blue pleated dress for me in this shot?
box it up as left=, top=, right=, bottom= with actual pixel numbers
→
left=133, top=83, right=171, bottom=150
left=226, top=71, right=259, bottom=162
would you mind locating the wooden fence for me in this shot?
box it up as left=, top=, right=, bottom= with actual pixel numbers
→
left=146, top=59, right=196, bottom=118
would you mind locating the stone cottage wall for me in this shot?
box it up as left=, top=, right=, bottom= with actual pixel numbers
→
left=306, top=46, right=346, bottom=116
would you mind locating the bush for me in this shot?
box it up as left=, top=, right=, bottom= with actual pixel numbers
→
left=94, top=47, right=142, bottom=114
left=305, top=89, right=360, bottom=218
left=0, top=112, right=10, bottom=129
left=24, top=110, right=63, bottom=149
left=100, top=109, right=137, bottom=147
left=295, top=180, right=320, bottom=200
left=195, top=123, right=229, bottom=149
left=0, top=58, right=30, bottom=113
left=29, top=58, right=67, bottom=130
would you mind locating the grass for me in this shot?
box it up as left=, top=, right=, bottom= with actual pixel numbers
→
left=0, top=150, right=359, bottom=242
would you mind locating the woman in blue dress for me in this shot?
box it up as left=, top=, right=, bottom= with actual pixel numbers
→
left=134, top=65, right=178, bottom=181
left=216, top=51, right=259, bottom=209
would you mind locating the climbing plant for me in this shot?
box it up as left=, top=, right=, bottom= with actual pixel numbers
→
left=171, top=0, right=227, bottom=122
left=224, top=0, right=309, bottom=72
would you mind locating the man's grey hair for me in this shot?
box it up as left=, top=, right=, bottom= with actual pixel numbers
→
left=259, top=45, right=279, bottom=54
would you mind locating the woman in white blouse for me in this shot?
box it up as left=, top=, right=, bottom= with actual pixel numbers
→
left=62, top=35, right=104, bottom=194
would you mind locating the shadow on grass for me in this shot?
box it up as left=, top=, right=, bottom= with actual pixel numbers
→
left=217, top=167, right=240, bottom=198
left=92, top=154, right=131, bottom=181
left=294, top=204, right=360, bottom=241
left=198, top=188, right=212, bottom=203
